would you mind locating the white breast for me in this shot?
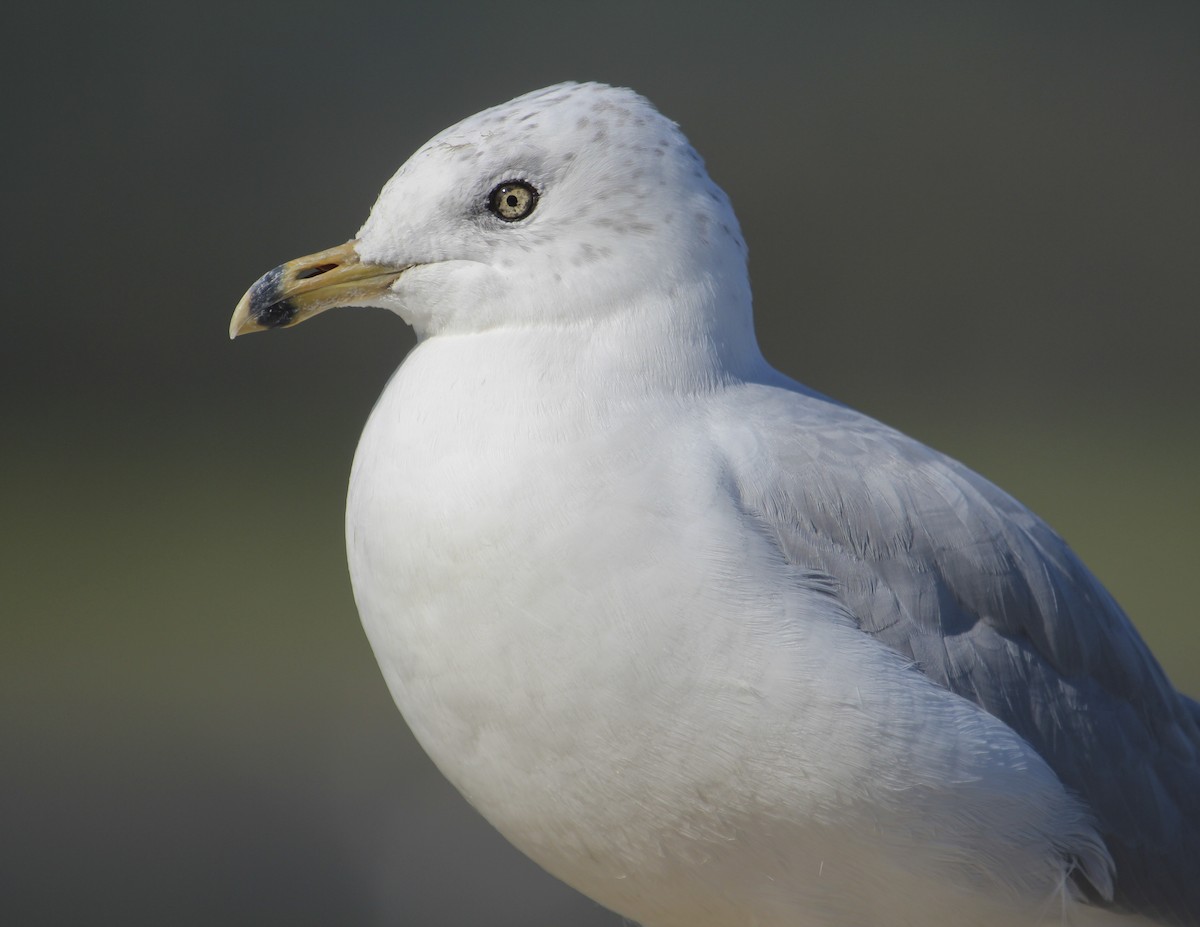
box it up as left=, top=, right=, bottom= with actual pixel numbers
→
left=344, top=331, right=1123, bottom=927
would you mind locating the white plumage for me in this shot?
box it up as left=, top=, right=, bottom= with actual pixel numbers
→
left=235, top=82, right=1199, bottom=926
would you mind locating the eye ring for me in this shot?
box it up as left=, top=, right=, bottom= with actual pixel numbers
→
left=488, top=180, right=539, bottom=222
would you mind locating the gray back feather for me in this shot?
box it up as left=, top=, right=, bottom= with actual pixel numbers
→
left=726, top=384, right=1200, bottom=924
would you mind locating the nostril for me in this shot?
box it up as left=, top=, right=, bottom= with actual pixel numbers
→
left=295, top=263, right=338, bottom=280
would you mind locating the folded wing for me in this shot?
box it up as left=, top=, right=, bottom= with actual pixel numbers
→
left=724, top=384, right=1200, bottom=924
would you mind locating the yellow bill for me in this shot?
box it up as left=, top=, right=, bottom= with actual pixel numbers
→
left=229, top=239, right=408, bottom=339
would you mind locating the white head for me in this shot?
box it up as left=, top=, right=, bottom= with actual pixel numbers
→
left=232, top=82, right=762, bottom=377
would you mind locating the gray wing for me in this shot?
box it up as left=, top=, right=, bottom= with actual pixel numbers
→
left=725, top=384, right=1200, bottom=925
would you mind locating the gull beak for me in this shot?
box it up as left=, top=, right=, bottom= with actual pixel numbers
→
left=229, top=239, right=408, bottom=339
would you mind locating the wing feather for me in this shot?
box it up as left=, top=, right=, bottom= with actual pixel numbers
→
left=722, top=385, right=1200, bottom=924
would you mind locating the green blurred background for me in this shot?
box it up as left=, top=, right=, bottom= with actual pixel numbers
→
left=4, top=1, right=1197, bottom=924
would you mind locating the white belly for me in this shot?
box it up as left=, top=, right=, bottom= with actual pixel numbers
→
left=342, top=338, right=1124, bottom=927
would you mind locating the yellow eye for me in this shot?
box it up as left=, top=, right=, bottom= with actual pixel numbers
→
left=488, top=180, right=538, bottom=222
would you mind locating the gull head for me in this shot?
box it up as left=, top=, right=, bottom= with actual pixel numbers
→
left=231, top=82, right=756, bottom=366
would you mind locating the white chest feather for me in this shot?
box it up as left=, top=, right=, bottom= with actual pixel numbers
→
left=344, top=335, right=1120, bottom=927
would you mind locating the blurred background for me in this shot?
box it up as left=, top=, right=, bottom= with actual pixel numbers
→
left=3, top=1, right=1197, bottom=924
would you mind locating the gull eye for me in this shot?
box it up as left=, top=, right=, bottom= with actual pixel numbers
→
left=488, top=180, right=538, bottom=222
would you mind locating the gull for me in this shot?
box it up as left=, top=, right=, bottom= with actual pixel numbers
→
left=230, top=82, right=1199, bottom=926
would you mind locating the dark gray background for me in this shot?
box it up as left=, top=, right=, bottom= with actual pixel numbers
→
left=4, top=2, right=1197, bottom=924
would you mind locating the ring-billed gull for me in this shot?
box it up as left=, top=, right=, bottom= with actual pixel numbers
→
left=230, top=82, right=1199, bottom=926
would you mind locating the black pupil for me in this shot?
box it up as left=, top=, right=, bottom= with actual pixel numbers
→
left=506, top=194, right=519, bottom=207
